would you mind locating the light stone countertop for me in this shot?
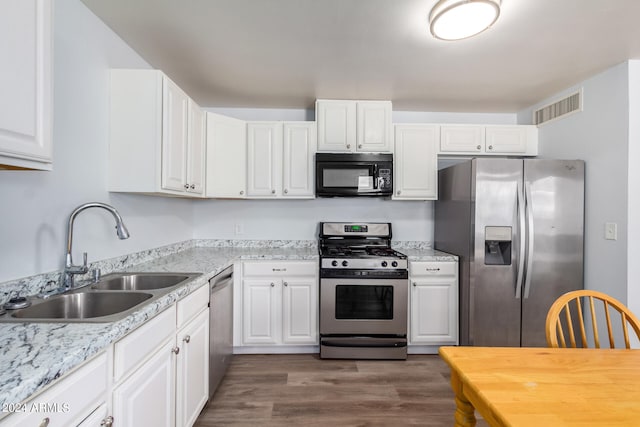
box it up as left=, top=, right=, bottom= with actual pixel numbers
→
left=0, top=241, right=453, bottom=413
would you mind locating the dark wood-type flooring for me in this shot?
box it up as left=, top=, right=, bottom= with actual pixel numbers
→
left=194, top=354, right=488, bottom=427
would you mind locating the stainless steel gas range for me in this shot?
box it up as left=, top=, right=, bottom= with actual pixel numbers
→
left=318, top=222, right=409, bottom=360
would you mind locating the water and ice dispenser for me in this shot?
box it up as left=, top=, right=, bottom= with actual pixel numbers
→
left=484, top=226, right=512, bottom=265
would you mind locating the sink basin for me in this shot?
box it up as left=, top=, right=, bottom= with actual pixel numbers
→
left=10, top=292, right=153, bottom=321
left=91, top=273, right=196, bottom=291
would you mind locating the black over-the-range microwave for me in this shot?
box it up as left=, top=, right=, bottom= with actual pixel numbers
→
left=315, top=153, right=393, bottom=197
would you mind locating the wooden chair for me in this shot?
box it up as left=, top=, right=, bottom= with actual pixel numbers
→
left=545, top=289, right=640, bottom=349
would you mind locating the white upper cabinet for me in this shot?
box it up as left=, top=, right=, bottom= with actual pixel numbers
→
left=247, top=122, right=282, bottom=197
left=161, top=78, right=189, bottom=192
left=356, top=101, right=393, bottom=152
left=247, top=121, right=316, bottom=198
left=205, top=112, right=247, bottom=198
left=109, top=69, right=205, bottom=197
left=316, top=100, right=392, bottom=153
left=282, top=122, right=316, bottom=197
left=186, top=100, right=206, bottom=195
left=440, top=124, right=538, bottom=156
left=0, top=0, right=53, bottom=170
left=394, top=124, right=439, bottom=200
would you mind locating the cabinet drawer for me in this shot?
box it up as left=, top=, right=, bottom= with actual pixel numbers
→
left=243, top=261, right=317, bottom=277
left=177, top=283, right=209, bottom=328
left=410, top=262, right=457, bottom=277
left=114, top=305, right=176, bottom=382
left=2, top=353, right=107, bottom=427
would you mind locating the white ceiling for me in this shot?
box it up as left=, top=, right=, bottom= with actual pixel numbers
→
left=80, top=0, right=640, bottom=112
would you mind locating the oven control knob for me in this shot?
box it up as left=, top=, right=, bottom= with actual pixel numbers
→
left=392, top=261, right=398, bottom=267
left=381, top=261, right=388, bottom=267
left=342, top=260, right=348, bottom=267
left=331, top=260, right=338, bottom=267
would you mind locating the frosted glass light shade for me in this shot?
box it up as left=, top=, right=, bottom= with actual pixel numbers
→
left=429, top=0, right=501, bottom=41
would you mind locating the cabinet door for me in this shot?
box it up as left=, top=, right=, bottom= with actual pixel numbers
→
left=205, top=112, right=247, bottom=198
left=356, top=101, right=392, bottom=152
left=394, top=125, right=439, bottom=200
left=410, top=278, right=458, bottom=345
left=186, top=100, right=206, bottom=195
left=247, top=122, right=282, bottom=197
left=0, top=0, right=52, bottom=170
left=162, top=77, right=189, bottom=192
left=282, top=277, right=318, bottom=344
left=283, top=122, right=316, bottom=198
left=440, top=125, right=484, bottom=153
left=485, top=125, right=533, bottom=154
left=316, top=100, right=356, bottom=152
left=176, top=309, right=209, bottom=427
left=113, top=338, right=176, bottom=427
left=243, top=279, right=280, bottom=344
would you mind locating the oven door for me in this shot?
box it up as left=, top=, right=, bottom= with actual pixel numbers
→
left=320, top=277, right=408, bottom=335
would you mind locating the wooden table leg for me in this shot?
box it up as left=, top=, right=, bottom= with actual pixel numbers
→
left=450, top=369, right=476, bottom=427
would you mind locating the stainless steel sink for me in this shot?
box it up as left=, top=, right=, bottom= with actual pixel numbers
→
left=0, top=272, right=200, bottom=323
left=91, top=273, right=196, bottom=291
left=10, top=292, right=153, bottom=322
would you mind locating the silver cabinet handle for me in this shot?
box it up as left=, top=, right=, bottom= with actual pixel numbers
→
left=284, top=189, right=288, bottom=194
left=488, top=145, right=493, bottom=150
left=425, top=267, right=440, bottom=272
left=271, top=189, right=276, bottom=194
left=397, top=190, right=401, bottom=195
left=183, top=335, right=191, bottom=343
left=346, top=144, right=351, bottom=149
left=358, top=144, right=362, bottom=148
left=284, top=282, right=288, bottom=287
left=239, top=190, right=244, bottom=195
left=39, top=418, right=50, bottom=427
left=190, top=184, right=195, bottom=189
left=270, top=282, right=275, bottom=287
left=412, top=282, right=417, bottom=287
left=101, top=416, right=114, bottom=427
left=172, top=346, right=180, bottom=355
left=476, top=145, right=482, bottom=150
left=184, top=184, right=190, bottom=189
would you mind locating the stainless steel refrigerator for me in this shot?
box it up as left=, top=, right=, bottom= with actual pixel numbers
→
left=435, top=158, right=584, bottom=347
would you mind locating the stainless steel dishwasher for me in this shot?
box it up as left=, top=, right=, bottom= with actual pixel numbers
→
left=209, top=265, right=233, bottom=400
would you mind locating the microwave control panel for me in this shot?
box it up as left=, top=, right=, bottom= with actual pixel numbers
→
left=378, top=169, right=391, bottom=190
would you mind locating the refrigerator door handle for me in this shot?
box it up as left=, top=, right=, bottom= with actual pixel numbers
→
left=523, top=181, right=535, bottom=299
left=515, top=180, right=526, bottom=299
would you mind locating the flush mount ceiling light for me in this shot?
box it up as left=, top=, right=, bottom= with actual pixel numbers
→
left=429, top=0, right=501, bottom=41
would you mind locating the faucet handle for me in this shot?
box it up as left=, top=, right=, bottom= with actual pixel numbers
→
left=82, top=252, right=88, bottom=267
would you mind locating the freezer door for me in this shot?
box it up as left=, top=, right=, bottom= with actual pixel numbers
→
left=521, top=159, right=584, bottom=346
left=468, top=159, right=523, bottom=346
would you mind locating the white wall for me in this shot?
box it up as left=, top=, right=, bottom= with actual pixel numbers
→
left=627, top=61, right=640, bottom=316
left=0, top=0, right=195, bottom=283
left=517, top=62, right=630, bottom=302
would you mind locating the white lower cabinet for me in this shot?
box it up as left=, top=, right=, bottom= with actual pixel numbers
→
left=113, top=338, right=176, bottom=427
left=1, top=353, right=109, bottom=427
left=175, top=309, right=209, bottom=427
left=112, top=285, right=210, bottom=427
left=409, top=261, right=459, bottom=348
left=240, top=261, right=318, bottom=348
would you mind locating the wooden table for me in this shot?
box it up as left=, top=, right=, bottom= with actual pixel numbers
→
left=439, top=346, right=640, bottom=426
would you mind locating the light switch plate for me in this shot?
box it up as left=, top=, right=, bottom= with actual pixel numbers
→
left=605, top=222, right=617, bottom=240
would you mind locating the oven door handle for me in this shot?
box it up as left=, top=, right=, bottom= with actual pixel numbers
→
left=321, top=339, right=407, bottom=348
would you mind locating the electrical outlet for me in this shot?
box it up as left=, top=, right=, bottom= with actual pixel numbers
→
left=234, top=223, right=244, bottom=235
left=605, top=222, right=617, bottom=240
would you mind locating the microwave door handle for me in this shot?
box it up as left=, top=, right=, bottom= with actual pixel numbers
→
left=373, top=164, right=378, bottom=189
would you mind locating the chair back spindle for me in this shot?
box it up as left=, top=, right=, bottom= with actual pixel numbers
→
left=546, top=290, right=640, bottom=349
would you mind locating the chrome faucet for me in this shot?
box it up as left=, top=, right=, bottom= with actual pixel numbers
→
left=60, top=202, right=130, bottom=291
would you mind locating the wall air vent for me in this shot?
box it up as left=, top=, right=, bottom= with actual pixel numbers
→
left=533, top=89, right=582, bottom=126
